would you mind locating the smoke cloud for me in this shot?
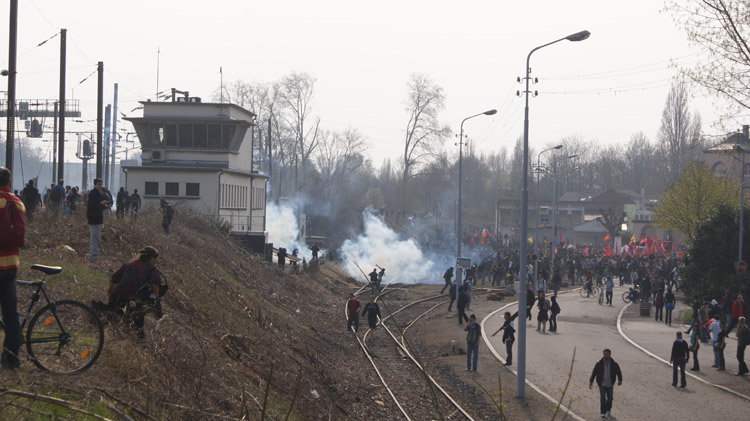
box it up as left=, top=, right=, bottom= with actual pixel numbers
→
left=339, top=210, right=439, bottom=284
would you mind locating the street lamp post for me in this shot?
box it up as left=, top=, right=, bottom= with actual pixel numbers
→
left=533, top=145, right=562, bottom=283
left=517, top=29, right=590, bottom=398
left=457, top=109, right=497, bottom=286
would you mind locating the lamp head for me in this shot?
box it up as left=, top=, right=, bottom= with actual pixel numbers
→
left=484, top=109, right=498, bottom=116
left=567, top=154, right=579, bottom=159
left=566, top=30, right=591, bottom=42
left=735, top=143, right=747, bottom=153
left=553, top=144, right=563, bottom=150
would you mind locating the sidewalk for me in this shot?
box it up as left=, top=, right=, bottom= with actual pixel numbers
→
left=619, top=300, right=750, bottom=398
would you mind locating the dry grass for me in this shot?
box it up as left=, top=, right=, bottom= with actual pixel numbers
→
left=2, top=208, right=382, bottom=420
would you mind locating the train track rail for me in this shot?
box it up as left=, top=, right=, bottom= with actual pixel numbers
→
left=349, top=282, right=505, bottom=420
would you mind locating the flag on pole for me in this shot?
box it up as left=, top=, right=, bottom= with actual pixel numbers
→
left=603, top=232, right=611, bottom=243
left=481, top=228, right=489, bottom=244
left=528, top=236, right=534, bottom=244
left=583, top=245, right=590, bottom=256
left=631, top=233, right=636, bottom=243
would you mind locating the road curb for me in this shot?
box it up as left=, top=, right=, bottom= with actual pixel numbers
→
left=616, top=303, right=750, bottom=402
left=481, top=290, right=585, bottom=421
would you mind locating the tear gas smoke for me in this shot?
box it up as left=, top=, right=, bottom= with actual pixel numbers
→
left=339, top=211, right=441, bottom=284
left=266, top=201, right=314, bottom=260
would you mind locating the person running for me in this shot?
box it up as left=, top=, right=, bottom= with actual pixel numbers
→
left=526, top=286, right=536, bottom=321
left=441, top=267, right=454, bottom=294
left=670, top=331, right=690, bottom=388
left=457, top=285, right=469, bottom=325
left=492, top=311, right=517, bottom=365
left=447, top=281, right=457, bottom=312
left=361, top=296, right=381, bottom=329
left=464, top=314, right=481, bottom=372
left=735, top=316, right=749, bottom=376
left=346, top=293, right=361, bottom=333
left=589, top=349, right=623, bottom=419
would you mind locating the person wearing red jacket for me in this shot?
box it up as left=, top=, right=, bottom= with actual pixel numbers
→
left=346, top=294, right=361, bottom=333
left=0, top=166, right=26, bottom=369
left=729, top=295, right=744, bottom=334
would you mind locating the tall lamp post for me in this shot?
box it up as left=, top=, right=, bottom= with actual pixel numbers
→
left=533, top=144, right=562, bottom=282
left=517, top=29, right=590, bottom=398
left=457, top=109, right=497, bottom=285
left=735, top=143, right=748, bottom=265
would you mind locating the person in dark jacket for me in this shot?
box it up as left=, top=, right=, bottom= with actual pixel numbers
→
left=736, top=316, right=750, bottom=376
left=441, top=267, right=454, bottom=294
left=589, top=349, right=623, bottom=419
left=87, top=178, right=108, bottom=262
left=361, top=296, right=381, bottom=329
left=526, top=287, right=537, bottom=321
left=116, top=187, right=130, bottom=219
left=346, top=293, right=361, bottom=333
left=549, top=295, right=561, bottom=332
left=447, top=281, right=457, bottom=312
left=664, top=289, right=676, bottom=326
left=491, top=311, right=517, bottom=365
left=107, top=246, right=161, bottom=338
left=21, top=180, right=41, bottom=220
left=670, top=331, right=690, bottom=388
left=457, top=285, right=469, bottom=325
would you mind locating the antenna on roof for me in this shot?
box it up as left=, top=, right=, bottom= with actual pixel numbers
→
left=156, top=47, right=160, bottom=101
left=220, top=66, right=223, bottom=104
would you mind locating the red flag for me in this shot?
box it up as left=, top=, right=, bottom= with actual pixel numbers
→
left=638, top=234, right=647, bottom=245
left=559, top=233, right=563, bottom=244
left=481, top=228, right=488, bottom=244
left=621, top=247, right=627, bottom=257
left=603, top=232, right=611, bottom=243
left=604, top=243, right=612, bottom=257
left=583, top=245, right=590, bottom=256
left=637, top=248, right=643, bottom=257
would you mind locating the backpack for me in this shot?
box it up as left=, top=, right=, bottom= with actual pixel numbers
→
left=543, top=299, right=551, bottom=311
left=655, top=294, right=663, bottom=305
left=49, top=186, right=62, bottom=202
left=0, top=193, right=26, bottom=249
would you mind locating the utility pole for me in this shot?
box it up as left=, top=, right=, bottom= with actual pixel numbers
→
left=110, top=83, right=118, bottom=188
left=267, top=118, right=272, bottom=201
left=52, top=102, right=57, bottom=184
left=57, top=28, right=67, bottom=182
left=5, top=0, right=18, bottom=174
left=96, top=61, right=103, bottom=179
left=103, top=104, right=111, bottom=186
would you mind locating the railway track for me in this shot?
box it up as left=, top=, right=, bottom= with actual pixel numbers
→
left=348, top=280, right=507, bottom=420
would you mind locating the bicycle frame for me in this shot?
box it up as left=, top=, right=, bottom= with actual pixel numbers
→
left=0, top=275, right=68, bottom=353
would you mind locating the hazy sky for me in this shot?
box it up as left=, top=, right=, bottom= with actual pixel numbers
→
left=0, top=0, right=737, bottom=169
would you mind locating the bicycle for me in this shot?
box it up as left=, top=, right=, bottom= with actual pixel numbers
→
left=598, top=288, right=605, bottom=305
left=0, top=264, right=104, bottom=374
left=579, top=283, right=600, bottom=299
left=622, top=287, right=640, bottom=303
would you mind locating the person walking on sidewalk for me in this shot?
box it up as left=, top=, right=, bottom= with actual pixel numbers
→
left=689, top=323, right=701, bottom=371
left=549, top=295, right=561, bottom=332
left=665, top=289, right=676, bottom=326
left=464, top=314, right=481, bottom=372
left=346, top=294, right=361, bottom=333
left=589, top=349, right=623, bottom=419
left=654, top=289, right=665, bottom=322
left=716, top=320, right=728, bottom=371
left=736, top=316, right=749, bottom=376
left=492, top=311, right=517, bottom=366
left=710, top=317, right=722, bottom=368
left=729, top=295, right=744, bottom=334
left=670, top=332, right=690, bottom=388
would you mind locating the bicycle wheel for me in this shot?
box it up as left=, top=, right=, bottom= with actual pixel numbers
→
left=591, top=287, right=599, bottom=298
left=622, top=291, right=632, bottom=303
left=26, top=300, right=104, bottom=374
left=598, top=290, right=604, bottom=305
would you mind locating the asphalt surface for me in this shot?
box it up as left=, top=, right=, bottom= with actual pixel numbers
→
left=482, top=287, right=750, bottom=420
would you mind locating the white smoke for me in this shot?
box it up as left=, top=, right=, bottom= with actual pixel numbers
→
left=339, top=211, right=437, bottom=284
left=266, top=201, right=312, bottom=260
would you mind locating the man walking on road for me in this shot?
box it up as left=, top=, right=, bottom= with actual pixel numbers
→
left=604, top=276, right=614, bottom=306
left=670, top=332, right=690, bottom=388
left=464, top=314, right=481, bottom=372
left=735, top=316, right=749, bottom=376
left=87, top=178, right=108, bottom=262
left=589, top=349, right=623, bottom=419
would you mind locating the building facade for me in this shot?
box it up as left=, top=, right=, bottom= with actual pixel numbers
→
left=123, top=95, right=267, bottom=248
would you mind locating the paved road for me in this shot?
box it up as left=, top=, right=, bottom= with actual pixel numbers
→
left=483, top=288, right=749, bottom=420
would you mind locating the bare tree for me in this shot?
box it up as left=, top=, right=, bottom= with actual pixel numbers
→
left=658, top=81, right=702, bottom=183
left=277, top=72, right=320, bottom=189
left=314, top=128, right=368, bottom=187
left=666, top=0, right=750, bottom=119
left=400, top=73, right=450, bottom=208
